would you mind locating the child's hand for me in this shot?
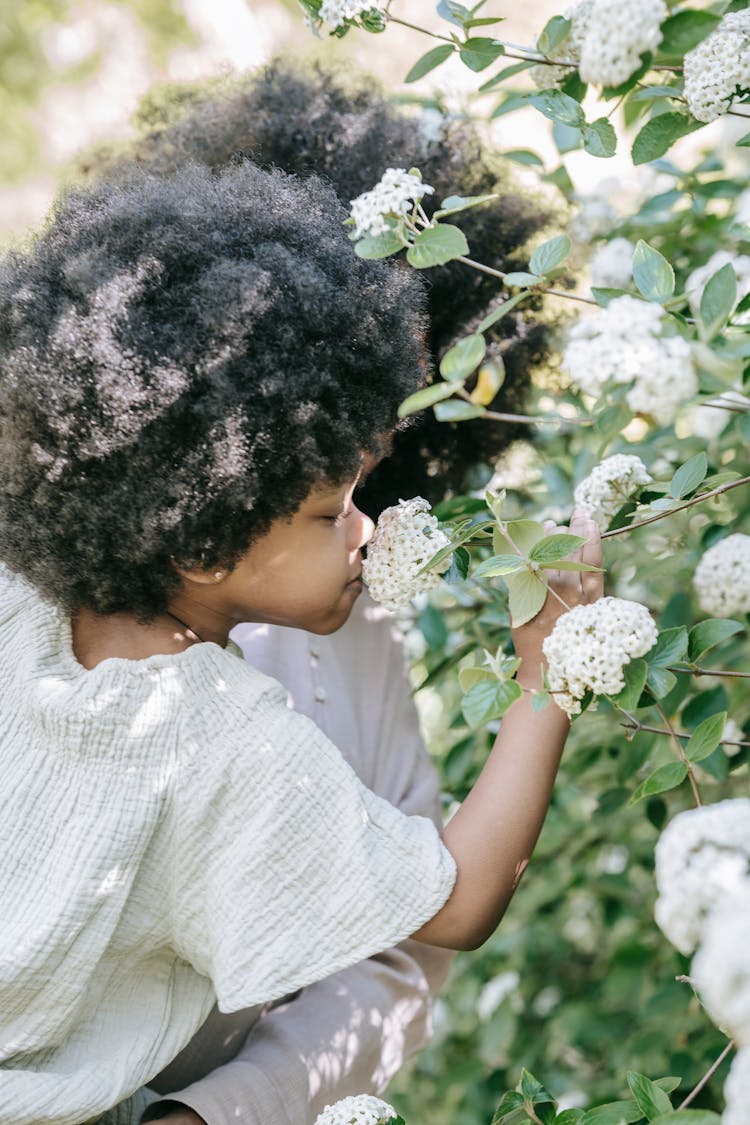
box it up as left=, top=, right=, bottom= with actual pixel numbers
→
left=512, top=510, right=602, bottom=687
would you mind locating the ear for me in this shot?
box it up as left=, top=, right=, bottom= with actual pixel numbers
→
left=171, top=562, right=227, bottom=587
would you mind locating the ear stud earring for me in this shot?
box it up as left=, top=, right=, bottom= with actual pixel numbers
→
left=214, top=572, right=224, bottom=582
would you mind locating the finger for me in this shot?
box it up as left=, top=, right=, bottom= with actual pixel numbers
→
left=569, top=509, right=602, bottom=600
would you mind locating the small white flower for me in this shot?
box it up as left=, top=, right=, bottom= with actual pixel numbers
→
left=562, top=295, right=697, bottom=425
left=693, top=533, right=750, bottom=617
left=722, top=717, right=745, bottom=757
left=362, top=497, right=451, bottom=611
left=684, top=10, right=750, bottom=124
left=542, top=596, right=658, bottom=717
left=577, top=0, right=666, bottom=87
left=692, top=885, right=750, bottom=1044
left=349, top=168, right=434, bottom=240
left=590, top=237, right=634, bottom=290
left=574, top=454, right=652, bottom=531
left=723, top=1047, right=750, bottom=1125
left=654, top=798, right=750, bottom=955
left=304, top=0, right=386, bottom=33
left=531, top=0, right=596, bottom=89
left=315, top=1094, right=398, bottom=1125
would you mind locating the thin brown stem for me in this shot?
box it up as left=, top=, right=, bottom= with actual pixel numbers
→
left=601, top=474, right=750, bottom=539
left=619, top=720, right=750, bottom=748
left=678, top=1041, right=735, bottom=1110
left=670, top=665, right=750, bottom=680
left=386, top=14, right=455, bottom=43
left=653, top=700, right=702, bottom=806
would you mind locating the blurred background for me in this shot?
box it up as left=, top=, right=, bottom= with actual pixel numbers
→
left=0, top=0, right=561, bottom=240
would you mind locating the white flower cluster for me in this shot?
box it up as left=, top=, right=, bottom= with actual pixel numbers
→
left=722, top=717, right=745, bottom=757
left=686, top=249, right=750, bottom=319
left=589, top=237, right=634, bottom=290
left=562, top=295, right=697, bottom=425
left=693, top=533, right=750, bottom=617
left=654, top=799, right=750, bottom=955
left=531, top=0, right=595, bottom=88
left=362, top=497, right=451, bottom=611
left=684, top=10, right=750, bottom=123
left=578, top=0, right=666, bottom=87
left=349, top=168, right=434, bottom=240
left=573, top=454, right=652, bottom=531
left=724, top=1047, right=750, bottom=1125
left=655, top=800, right=750, bottom=1120
left=542, top=596, right=658, bottom=716
left=569, top=193, right=620, bottom=244
left=693, top=885, right=750, bottom=1042
left=310, top=0, right=385, bottom=32
left=532, top=0, right=664, bottom=89
left=315, top=1095, right=398, bottom=1125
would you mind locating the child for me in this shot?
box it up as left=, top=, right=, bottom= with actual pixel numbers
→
left=83, top=61, right=557, bottom=1125
left=0, top=158, right=601, bottom=1125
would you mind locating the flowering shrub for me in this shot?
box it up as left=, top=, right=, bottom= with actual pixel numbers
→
left=300, top=2, right=750, bottom=1120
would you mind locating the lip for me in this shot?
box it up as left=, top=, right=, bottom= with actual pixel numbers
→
left=346, top=572, right=363, bottom=587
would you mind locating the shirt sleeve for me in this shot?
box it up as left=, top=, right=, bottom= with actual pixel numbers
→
left=167, top=661, right=456, bottom=1013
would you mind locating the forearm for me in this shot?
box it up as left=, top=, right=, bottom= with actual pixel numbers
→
left=412, top=650, right=568, bottom=950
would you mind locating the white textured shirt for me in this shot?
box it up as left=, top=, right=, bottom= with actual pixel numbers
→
left=0, top=568, right=456, bottom=1125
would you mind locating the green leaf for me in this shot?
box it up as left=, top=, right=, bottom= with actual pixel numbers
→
left=688, top=618, right=744, bottom=662
left=404, top=43, right=455, bottom=82
left=528, top=533, right=587, bottom=564
left=492, top=91, right=532, bottom=118
left=398, top=382, right=456, bottom=418
left=700, top=262, right=737, bottom=339
left=611, top=658, right=648, bottom=712
left=737, top=130, right=750, bottom=147
left=459, top=36, right=505, bottom=71
left=532, top=691, right=551, bottom=713
left=436, top=0, right=471, bottom=27
left=496, top=519, right=546, bottom=556
left=658, top=10, right=720, bottom=55
left=434, top=192, right=497, bottom=218
left=505, top=567, right=548, bottom=625
left=630, top=762, right=688, bottom=805
left=434, top=400, right=487, bottom=421
left=669, top=452, right=708, bottom=499
left=354, top=228, right=404, bottom=259
left=646, top=665, right=677, bottom=698
left=686, top=710, right=727, bottom=762
left=504, top=148, right=545, bottom=167
left=473, top=553, right=527, bottom=578
left=581, top=1102, right=642, bottom=1125
left=649, top=1113, right=721, bottom=1125
left=477, top=291, right=526, bottom=332
left=632, top=240, right=675, bottom=302
left=632, top=111, right=703, bottom=165
left=440, top=333, right=486, bottom=381
left=492, top=1090, right=526, bottom=1125
left=530, top=234, right=572, bottom=276
left=627, top=1071, right=673, bottom=1120
left=406, top=224, right=470, bottom=269
left=646, top=626, right=688, bottom=667
left=462, top=678, right=522, bottom=727
left=530, top=88, right=586, bottom=127
left=503, top=271, right=542, bottom=287
left=537, top=14, right=572, bottom=56
left=592, top=287, right=629, bottom=307
left=583, top=117, right=617, bottom=157
left=458, top=664, right=498, bottom=691
left=479, top=60, right=536, bottom=91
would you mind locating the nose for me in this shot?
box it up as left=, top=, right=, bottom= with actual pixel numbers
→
left=350, top=505, right=374, bottom=551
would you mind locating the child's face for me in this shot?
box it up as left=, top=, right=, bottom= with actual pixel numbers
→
left=218, top=472, right=374, bottom=635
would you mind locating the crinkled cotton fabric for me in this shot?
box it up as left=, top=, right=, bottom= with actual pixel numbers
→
left=0, top=565, right=456, bottom=1125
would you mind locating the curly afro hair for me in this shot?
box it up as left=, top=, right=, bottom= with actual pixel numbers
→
left=0, top=161, right=427, bottom=618
left=79, top=59, right=557, bottom=515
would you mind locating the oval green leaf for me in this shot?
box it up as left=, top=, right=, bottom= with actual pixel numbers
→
left=406, top=223, right=470, bottom=269
left=632, top=240, right=675, bottom=303
left=405, top=43, right=455, bottom=83
left=440, top=333, right=487, bottom=381
left=629, top=762, right=688, bottom=805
